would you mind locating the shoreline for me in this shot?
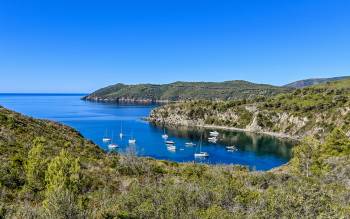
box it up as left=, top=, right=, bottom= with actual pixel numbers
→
left=197, top=124, right=301, bottom=141
left=148, top=119, right=301, bottom=141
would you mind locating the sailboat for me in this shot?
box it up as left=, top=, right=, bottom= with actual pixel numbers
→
left=185, top=142, right=196, bottom=146
left=226, top=145, right=237, bottom=150
left=194, top=133, right=209, bottom=158
left=167, top=145, right=176, bottom=151
left=119, top=121, right=123, bottom=139
left=128, top=132, right=136, bottom=144
left=161, top=127, right=168, bottom=139
left=108, top=132, right=118, bottom=149
left=209, top=131, right=219, bottom=137
left=208, top=136, right=217, bottom=143
left=165, top=140, right=175, bottom=145
left=102, top=129, right=111, bottom=143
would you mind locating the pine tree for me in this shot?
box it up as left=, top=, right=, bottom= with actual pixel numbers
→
left=24, top=137, right=47, bottom=193
left=43, top=149, right=81, bottom=217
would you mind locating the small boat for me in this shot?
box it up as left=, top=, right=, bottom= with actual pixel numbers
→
left=209, top=131, right=219, bottom=136
left=194, top=133, right=209, bottom=158
left=208, top=139, right=217, bottom=144
left=165, top=140, right=175, bottom=145
left=226, top=146, right=237, bottom=150
left=161, top=128, right=168, bottom=139
left=162, top=134, right=169, bottom=139
left=119, top=121, right=123, bottom=139
left=194, top=152, right=209, bottom=157
left=128, top=138, right=136, bottom=144
left=128, top=131, right=136, bottom=144
left=102, top=137, right=111, bottom=143
left=108, top=143, right=118, bottom=149
left=108, top=132, right=118, bottom=149
left=102, top=129, right=111, bottom=142
left=185, top=142, right=196, bottom=146
left=167, top=145, right=176, bottom=151
left=208, top=137, right=217, bottom=143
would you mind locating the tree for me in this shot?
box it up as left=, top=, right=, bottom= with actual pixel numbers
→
left=291, top=137, right=320, bottom=177
left=321, top=128, right=350, bottom=157
left=43, top=149, right=81, bottom=217
left=44, top=149, right=81, bottom=197
left=24, top=137, right=47, bottom=193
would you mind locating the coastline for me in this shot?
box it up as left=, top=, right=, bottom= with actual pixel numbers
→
left=147, top=118, right=301, bottom=141
left=198, top=124, right=301, bottom=141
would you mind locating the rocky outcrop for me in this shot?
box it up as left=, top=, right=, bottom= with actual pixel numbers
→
left=149, top=103, right=350, bottom=140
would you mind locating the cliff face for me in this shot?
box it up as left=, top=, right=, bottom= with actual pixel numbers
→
left=149, top=104, right=349, bottom=140
left=149, top=79, right=350, bottom=140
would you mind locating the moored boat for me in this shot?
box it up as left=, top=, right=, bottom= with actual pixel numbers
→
left=209, top=131, right=219, bottom=136
left=226, top=146, right=237, bottom=150
left=165, top=140, right=175, bottom=145
left=108, top=143, right=118, bottom=149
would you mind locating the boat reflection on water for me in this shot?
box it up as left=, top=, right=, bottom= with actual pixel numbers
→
left=151, top=124, right=295, bottom=161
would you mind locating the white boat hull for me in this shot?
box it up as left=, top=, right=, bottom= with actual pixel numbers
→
left=194, top=152, right=209, bottom=157
left=108, top=144, right=118, bottom=149
left=128, top=139, right=136, bottom=144
left=102, top=138, right=111, bottom=143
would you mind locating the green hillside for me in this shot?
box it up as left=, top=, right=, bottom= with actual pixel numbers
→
left=83, top=80, right=292, bottom=103
left=284, top=76, right=350, bottom=88
left=150, top=79, right=350, bottom=139
left=1, top=105, right=350, bottom=217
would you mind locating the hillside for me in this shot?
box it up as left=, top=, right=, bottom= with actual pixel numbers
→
left=83, top=80, right=292, bottom=103
left=1, top=105, right=350, bottom=218
left=150, top=79, right=350, bottom=140
left=284, top=76, right=350, bottom=88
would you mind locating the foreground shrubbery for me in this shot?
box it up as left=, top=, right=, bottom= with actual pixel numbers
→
left=1, top=106, right=350, bottom=218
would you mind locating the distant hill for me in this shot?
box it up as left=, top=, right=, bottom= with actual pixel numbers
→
left=284, top=76, right=350, bottom=88
left=150, top=78, right=350, bottom=140
left=83, top=80, right=292, bottom=103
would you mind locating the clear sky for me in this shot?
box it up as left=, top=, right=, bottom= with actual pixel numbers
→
left=0, top=0, right=349, bottom=93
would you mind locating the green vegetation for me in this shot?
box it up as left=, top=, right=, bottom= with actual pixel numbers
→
left=284, top=76, right=350, bottom=88
left=150, top=79, right=350, bottom=139
left=1, top=102, right=350, bottom=217
left=83, top=80, right=292, bottom=103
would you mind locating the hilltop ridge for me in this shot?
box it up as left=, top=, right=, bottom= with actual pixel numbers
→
left=83, top=80, right=292, bottom=103
left=284, top=76, right=350, bottom=88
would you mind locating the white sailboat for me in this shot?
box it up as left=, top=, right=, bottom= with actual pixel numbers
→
left=167, top=145, right=176, bottom=151
left=102, top=129, right=111, bottom=143
left=128, top=132, right=136, bottom=144
left=108, top=132, right=118, bottom=149
left=161, top=127, right=168, bottom=139
left=209, top=131, right=219, bottom=137
left=194, top=133, right=209, bottom=158
left=185, top=142, right=196, bottom=146
left=208, top=136, right=217, bottom=143
left=226, top=145, right=237, bottom=150
left=119, top=121, right=123, bottom=139
left=165, top=140, right=175, bottom=145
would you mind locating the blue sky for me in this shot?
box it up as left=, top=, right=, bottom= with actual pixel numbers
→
left=0, top=0, right=349, bottom=92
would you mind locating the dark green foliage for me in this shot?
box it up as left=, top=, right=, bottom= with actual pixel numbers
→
left=84, top=80, right=292, bottom=102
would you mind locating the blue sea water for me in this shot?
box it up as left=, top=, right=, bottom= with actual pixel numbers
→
left=0, top=94, right=295, bottom=170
